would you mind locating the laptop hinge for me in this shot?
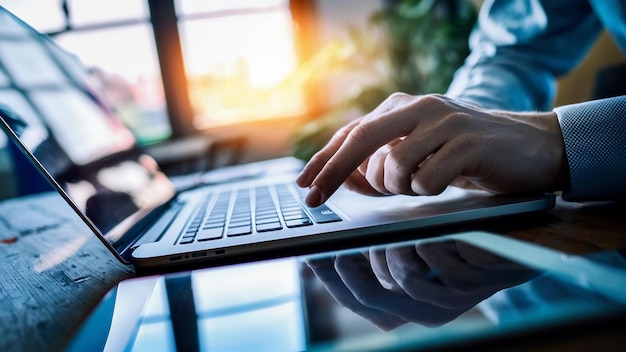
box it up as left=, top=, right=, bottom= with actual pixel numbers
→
left=117, top=200, right=186, bottom=262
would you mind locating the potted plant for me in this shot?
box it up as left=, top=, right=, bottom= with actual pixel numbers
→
left=291, top=0, right=477, bottom=161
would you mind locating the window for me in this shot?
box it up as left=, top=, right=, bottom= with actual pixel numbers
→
left=175, top=0, right=306, bottom=129
left=0, top=0, right=312, bottom=144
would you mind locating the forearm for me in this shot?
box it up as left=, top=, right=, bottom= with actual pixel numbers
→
left=447, top=56, right=556, bottom=111
left=447, top=0, right=602, bottom=111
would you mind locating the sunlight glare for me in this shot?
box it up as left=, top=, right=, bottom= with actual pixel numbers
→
left=182, top=12, right=296, bottom=89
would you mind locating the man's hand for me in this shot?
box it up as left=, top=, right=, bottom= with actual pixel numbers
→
left=296, top=93, right=567, bottom=207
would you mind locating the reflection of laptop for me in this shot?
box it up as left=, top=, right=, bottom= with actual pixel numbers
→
left=65, top=231, right=626, bottom=351
left=0, top=7, right=555, bottom=272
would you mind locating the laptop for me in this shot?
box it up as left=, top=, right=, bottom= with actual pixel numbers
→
left=65, top=231, right=626, bottom=351
left=0, top=7, right=555, bottom=271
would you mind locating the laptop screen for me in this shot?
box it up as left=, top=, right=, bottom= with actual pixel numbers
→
left=0, top=7, right=176, bottom=252
left=66, top=232, right=626, bottom=351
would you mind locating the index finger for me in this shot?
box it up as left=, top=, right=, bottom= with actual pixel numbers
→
left=306, top=256, right=406, bottom=330
left=296, top=118, right=361, bottom=188
left=306, top=107, right=418, bottom=206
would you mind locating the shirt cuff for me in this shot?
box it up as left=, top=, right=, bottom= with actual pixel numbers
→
left=554, top=96, right=626, bottom=201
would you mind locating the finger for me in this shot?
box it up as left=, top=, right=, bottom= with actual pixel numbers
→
left=306, top=256, right=406, bottom=331
left=364, top=138, right=408, bottom=194
left=296, top=118, right=361, bottom=188
left=410, top=137, right=473, bottom=195
left=305, top=94, right=456, bottom=206
left=382, top=124, right=448, bottom=195
left=364, top=144, right=394, bottom=194
left=368, top=247, right=402, bottom=293
left=386, top=244, right=480, bottom=310
left=416, top=241, right=493, bottom=294
left=416, top=241, right=534, bottom=296
left=307, top=93, right=438, bottom=206
left=307, top=109, right=421, bottom=206
left=357, top=137, right=401, bottom=176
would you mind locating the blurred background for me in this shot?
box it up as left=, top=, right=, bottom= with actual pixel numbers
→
left=0, top=0, right=624, bottom=201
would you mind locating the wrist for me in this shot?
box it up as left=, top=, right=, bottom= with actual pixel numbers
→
left=494, top=109, right=570, bottom=194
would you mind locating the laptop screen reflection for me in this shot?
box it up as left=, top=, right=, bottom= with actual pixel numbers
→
left=126, top=259, right=306, bottom=352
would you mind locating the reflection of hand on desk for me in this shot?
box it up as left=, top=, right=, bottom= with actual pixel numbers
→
left=306, top=239, right=539, bottom=330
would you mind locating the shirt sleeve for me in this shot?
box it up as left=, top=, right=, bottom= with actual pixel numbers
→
left=446, top=0, right=603, bottom=111
left=554, top=96, right=626, bottom=201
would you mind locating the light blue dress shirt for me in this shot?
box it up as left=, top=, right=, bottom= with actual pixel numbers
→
left=446, top=0, right=626, bottom=201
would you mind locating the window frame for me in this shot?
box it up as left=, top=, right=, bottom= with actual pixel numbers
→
left=43, top=0, right=320, bottom=140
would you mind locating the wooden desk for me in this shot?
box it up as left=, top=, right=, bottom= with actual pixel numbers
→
left=0, top=193, right=134, bottom=352
left=0, top=192, right=625, bottom=351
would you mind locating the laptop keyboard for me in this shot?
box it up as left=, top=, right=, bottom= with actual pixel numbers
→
left=178, top=183, right=341, bottom=244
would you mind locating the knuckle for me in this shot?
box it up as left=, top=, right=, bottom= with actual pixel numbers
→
left=331, top=124, right=352, bottom=141
left=384, top=150, right=419, bottom=194
left=421, top=93, right=442, bottom=102
left=417, top=93, right=446, bottom=107
left=390, top=268, right=411, bottom=287
left=387, top=92, right=411, bottom=103
left=386, top=148, right=411, bottom=175
left=438, top=111, right=474, bottom=131
left=379, top=92, right=412, bottom=112
left=451, top=111, right=472, bottom=124
left=382, top=172, right=403, bottom=195
left=347, top=123, right=373, bottom=145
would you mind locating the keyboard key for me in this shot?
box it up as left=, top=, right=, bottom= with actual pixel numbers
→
left=179, top=235, right=195, bottom=244
left=256, top=209, right=277, bottom=216
left=197, top=227, right=224, bottom=241
left=203, top=220, right=225, bottom=229
left=255, top=216, right=280, bottom=225
left=227, top=225, right=252, bottom=237
left=283, top=212, right=309, bottom=221
left=256, top=222, right=282, bottom=232
left=285, top=218, right=313, bottom=228
left=229, top=220, right=252, bottom=228
left=184, top=228, right=198, bottom=235
left=307, top=204, right=342, bottom=223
